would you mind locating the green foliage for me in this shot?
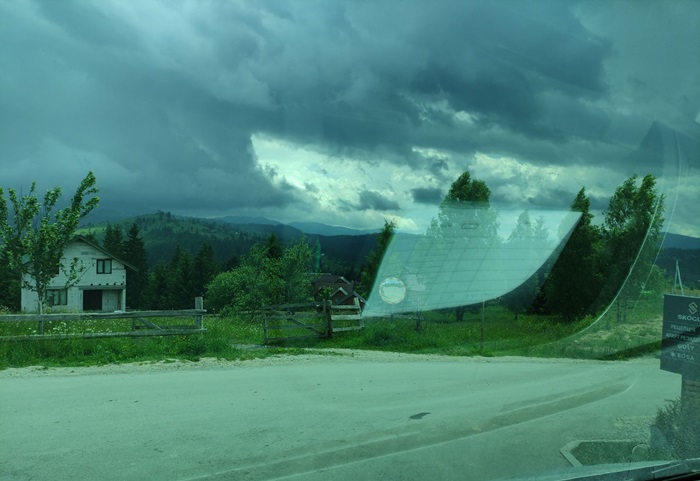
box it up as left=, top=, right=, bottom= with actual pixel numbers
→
left=139, top=244, right=221, bottom=310
left=144, top=263, right=171, bottom=310
left=192, top=243, right=219, bottom=298
left=600, top=174, right=665, bottom=315
left=651, top=398, right=700, bottom=458
left=205, top=271, right=240, bottom=313
left=103, top=223, right=124, bottom=258
left=168, top=247, right=195, bottom=309
left=359, top=220, right=396, bottom=297
left=0, top=251, right=21, bottom=311
left=545, top=188, right=605, bottom=321
left=443, top=171, right=490, bottom=205
left=0, top=300, right=664, bottom=370
left=123, top=224, right=149, bottom=309
left=206, top=235, right=315, bottom=313
left=0, top=172, right=99, bottom=313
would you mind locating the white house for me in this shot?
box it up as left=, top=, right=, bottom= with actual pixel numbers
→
left=21, top=236, right=136, bottom=313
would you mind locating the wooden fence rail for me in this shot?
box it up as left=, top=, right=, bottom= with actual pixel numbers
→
left=262, top=298, right=363, bottom=344
left=0, top=297, right=206, bottom=341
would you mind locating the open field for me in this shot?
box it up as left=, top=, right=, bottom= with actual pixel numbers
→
left=0, top=296, right=667, bottom=370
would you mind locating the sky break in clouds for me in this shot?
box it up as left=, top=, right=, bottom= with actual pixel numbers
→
left=1, top=0, right=699, bottom=235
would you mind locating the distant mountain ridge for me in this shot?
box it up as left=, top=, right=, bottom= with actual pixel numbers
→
left=288, top=221, right=379, bottom=236
left=661, top=232, right=700, bottom=250
left=208, top=215, right=282, bottom=226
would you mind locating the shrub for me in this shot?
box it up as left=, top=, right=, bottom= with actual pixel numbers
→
left=651, top=397, right=700, bottom=458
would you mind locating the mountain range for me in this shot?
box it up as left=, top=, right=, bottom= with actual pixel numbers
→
left=78, top=211, right=699, bottom=284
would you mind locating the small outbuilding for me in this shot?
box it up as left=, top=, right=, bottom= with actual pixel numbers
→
left=313, top=273, right=366, bottom=308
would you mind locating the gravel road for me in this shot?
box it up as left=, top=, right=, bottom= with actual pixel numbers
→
left=0, top=348, right=622, bottom=378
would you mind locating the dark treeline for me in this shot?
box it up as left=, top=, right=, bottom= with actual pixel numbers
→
left=509, top=174, right=668, bottom=321
left=0, top=175, right=692, bottom=318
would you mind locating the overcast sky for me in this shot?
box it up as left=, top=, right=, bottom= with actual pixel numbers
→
left=1, top=0, right=699, bottom=235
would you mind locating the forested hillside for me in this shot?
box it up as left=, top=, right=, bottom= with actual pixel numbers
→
left=80, top=211, right=377, bottom=274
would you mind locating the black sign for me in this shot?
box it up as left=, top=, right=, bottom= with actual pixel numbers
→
left=661, top=294, right=700, bottom=380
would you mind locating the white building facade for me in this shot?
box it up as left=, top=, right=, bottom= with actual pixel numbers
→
left=21, top=236, right=134, bottom=313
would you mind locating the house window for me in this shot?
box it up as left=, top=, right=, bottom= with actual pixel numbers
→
left=96, top=259, right=112, bottom=274
left=47, top=289, right=67, bottom=307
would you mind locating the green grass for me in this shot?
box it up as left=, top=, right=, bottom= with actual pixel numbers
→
left=0, top=297, right=666, bottom=369
left=0, top=316, right=277, bottom=370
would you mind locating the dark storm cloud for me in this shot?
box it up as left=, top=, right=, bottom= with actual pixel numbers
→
left=428, top=159, right=451, bottom=181
left=410, top=188, right=443, bottom=205
left=0, top=0, right=698, bottom=227
left=357, top=190, right=400, bottom=211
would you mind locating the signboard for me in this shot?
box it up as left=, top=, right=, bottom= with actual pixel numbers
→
left=660, top=294, right=700, bottom=380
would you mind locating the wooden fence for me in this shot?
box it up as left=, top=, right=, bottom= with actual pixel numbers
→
left=0, top=297, right=206, bottom=341
left=262, top=298, right=363, bottom=344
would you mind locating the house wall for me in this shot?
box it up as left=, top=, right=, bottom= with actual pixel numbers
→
left=20, top=240, right=128, bottom=313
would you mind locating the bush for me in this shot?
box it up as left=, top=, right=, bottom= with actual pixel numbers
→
left=651, top=397, right=700, bottom=458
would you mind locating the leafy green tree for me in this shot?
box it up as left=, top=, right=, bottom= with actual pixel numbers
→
left=206, top=237, right=315, bottom=313
left=600, top=174, right=665, bottom=319
left=444, top=171, right=491, bottom=204
left=360, top=220, right=396, bottom=297
left=545, top=188, right=605, bottom=321
left=0, top=251, right=21, bottom=311
left=122, top=223, right=149, bottom=309
left=279, top=237, right=316, bottom=304
left=205, top=270, right=239, bottom=313
left=0, top=172, right=99, bottom=313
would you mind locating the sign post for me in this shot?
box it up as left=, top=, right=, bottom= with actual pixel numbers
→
left=661, top=294, right=700, bottom=453
left=661, top=294, right=700, bottom=379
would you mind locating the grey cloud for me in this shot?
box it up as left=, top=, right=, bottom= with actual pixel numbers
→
left=411, top=188, right=443, bottom=205
left=357, top=190, right=400, bottom=211
left=0, top=0, right=697, bottom=230
left=428, top=159, right=450, bottom=181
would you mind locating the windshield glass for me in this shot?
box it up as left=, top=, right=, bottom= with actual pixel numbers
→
left=1, top=1, right=699, bottom=480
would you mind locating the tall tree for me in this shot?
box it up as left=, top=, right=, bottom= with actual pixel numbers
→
left=263, top=234, right=283, bottom=260
left=122, top=223, right=149, bottom=309
left=0, top=172, right=99, bottom=313
left=600, top=174, right=665, bottom=319
left=168, top=247, right=194, bottom=309
left=103, top=223, right=124, bottom=258
left=144, top=263, right=170, bottom=310
left=192, top=243, right=219, bottom=299
left=279, top=237, right=315, bottom=304
left=360, top=220, right=396, bottom=297
left=443, top=171, right=491, bottom=205
left=544, top=188, right=604, bottom=321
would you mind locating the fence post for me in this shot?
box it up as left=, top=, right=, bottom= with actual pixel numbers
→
left=194, top=297, right=204, bottom=330
left=325, top=300, right=333, bottom=339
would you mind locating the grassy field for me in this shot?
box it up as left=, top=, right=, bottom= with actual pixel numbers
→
left=0, top=296, right=667, bottom=370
